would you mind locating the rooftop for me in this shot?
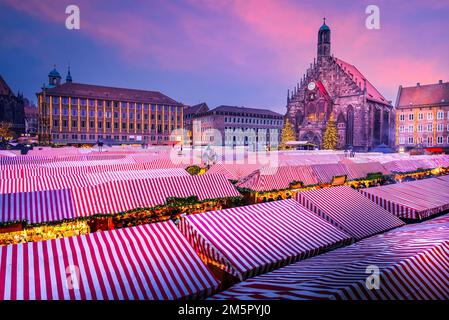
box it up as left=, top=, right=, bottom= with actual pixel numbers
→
left=335, top=58, right=391, bottom=105
left=396, top=81, right=449, bottom=108
left=208, top=105, right=283, bottom=118
left=38, top=82, right=182, bottom=105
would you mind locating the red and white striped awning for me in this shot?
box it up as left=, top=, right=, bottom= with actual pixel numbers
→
left=205, top=163, right=261, bottom=181
left=0, top=221, right=219, bottom=300
left=0, top=175, right=91, bottom=194
left=296, top=186, right=405, bottom=240
left=311, top=164, right=350, bottom=183
left=236, top=165, right=319, bottom=191
left=360, top=177, right=449, bottom=219
left=85, top=168, right=189, bottom=186
left=0, top=187, right=100, bottom=224
left=343, top=162, right=390, bottom=180
left=96, top=174, right=241, bottom=215
left=211, top=213, right=449, bottom=300
left=178, top=199, right=352, bottom=280
left=0, top=174, right=240, bottom=224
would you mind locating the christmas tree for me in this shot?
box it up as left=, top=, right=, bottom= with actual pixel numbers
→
left=280, top=118, right=296, bottom=149
left=322, top=113, right=338, bottom=150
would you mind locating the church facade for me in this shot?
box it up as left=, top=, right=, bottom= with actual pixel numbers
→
left=286, top=20, right=395, bottom=151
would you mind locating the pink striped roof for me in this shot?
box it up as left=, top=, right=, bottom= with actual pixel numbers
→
left=0, top=222, right=219, bottom=300
left=205, top=163, right=261, bottom=181
left=211, top=213, right=449, bottom=300
left=85, top=168, right=189, bottom=186
left=311, top=164, right=350, bottom=183
left=0, top=174, right=240, bottom=224
left=360, top=177, right=449, bottom=219
left=178, top=199, right=352, bottom=280
left=296, top=186, right=405, bottom=240
left=343, top=162, right=390, bottom=180
left=236, top=165, right=319, bottom=191
left=0, top=175, right=91, bottom=194
left=95, top=174, right=240, bottom=214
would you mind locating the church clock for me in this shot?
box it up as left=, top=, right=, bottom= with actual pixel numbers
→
left=307, top=81, right=316, bottom=91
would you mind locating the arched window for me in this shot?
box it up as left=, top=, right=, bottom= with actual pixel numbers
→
left=295, top=111, right=303, bottom=126
left=346, top=105, right=354, bottom=147
left=307, top=103, right=316, bottom=115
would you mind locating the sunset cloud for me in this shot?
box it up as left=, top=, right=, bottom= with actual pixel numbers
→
left=1, top=0, right=448, bottom=110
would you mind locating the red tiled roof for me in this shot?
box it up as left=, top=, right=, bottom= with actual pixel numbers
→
left=0, top=75, right=13, bottom=96
left=335, top=58, right=390, bottom=105
left=39, top=82, right=182, bottom=105
left=315, top=80, right=330, bottom=98
left=396, top=82, right=449, bottom=108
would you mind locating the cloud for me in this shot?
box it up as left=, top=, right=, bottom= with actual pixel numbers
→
left=2, top=0, right=448, bottom=104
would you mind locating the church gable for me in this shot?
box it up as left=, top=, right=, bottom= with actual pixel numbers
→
left=285, top=19, right=394, bottom=151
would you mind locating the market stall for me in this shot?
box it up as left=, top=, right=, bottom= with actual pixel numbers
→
left=360, top=177, right=449, bottom=219
left=178, top=199, right=352, bottom=281
left=296, top=186, right=405, bottom=240
left=211, top=213, right=449, bottom=300
left=0, top=221, right=220, bottom=300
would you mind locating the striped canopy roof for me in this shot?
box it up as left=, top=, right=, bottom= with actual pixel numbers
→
left=178, top=199, right=352, bottom=280
left=211, top=214, right=449, bottom=300
left=360, top=177, right=449, bottom=220
left=0, top=222, right=219, bottom=300
left=311, top=163, right=350, bottom=183
left=296, top=186, right=405, bottom=240
left=236, top=165, right=318, bottom=191
left=0, top=174, right=240, bottom=224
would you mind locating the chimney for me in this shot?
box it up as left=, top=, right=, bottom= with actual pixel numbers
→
left=416, top=82, right=420, bottom=86
left=439, top=80, right=443, bottom=84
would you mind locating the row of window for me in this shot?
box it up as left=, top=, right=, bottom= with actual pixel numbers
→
left=47, top=97, right=179, bottom=112
left=52, top=119, right=179, bottom=132
left=224, top=117, right=282, bottom=126
left=399, top=124, right=449, bottom=133
left=399, top=111, right=449, bottom=121
left=399, top=136, right=449, bottom=145
left=52, top=134, right=172, bottom=142
left=51, top=107, right=181, bottom=122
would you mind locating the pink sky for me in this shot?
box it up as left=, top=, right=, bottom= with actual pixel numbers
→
left=1, top=0, right=448, bottom=111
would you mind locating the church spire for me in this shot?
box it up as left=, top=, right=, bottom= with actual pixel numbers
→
left=66, top=65, right=73, bottom=83
left=317, top=17, right=331, bottom=58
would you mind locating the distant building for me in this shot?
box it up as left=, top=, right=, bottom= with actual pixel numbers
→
left=191, top=105, right=283, bottom=149
left=36, top=66, right=184, bottom=145
left=0, top=75, right=25, bottom=135
left=24, top=100, right=38, bottom=135
left=395, top=80, right=449, bottom=151
left=286, top=19, right=394, bottom=151
left=184, top=103, right=209, bottom=144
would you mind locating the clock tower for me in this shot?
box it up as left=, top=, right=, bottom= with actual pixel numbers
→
left=285, top=19, right=394, bottom=151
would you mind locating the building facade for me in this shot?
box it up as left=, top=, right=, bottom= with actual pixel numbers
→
left=24, top=101, right=38, bottom=135
left=286, top=20, right=394, bottom=151
left=183, top=102, right=209, bottom=144
left=192, top=105, right=283, bottom=149
left=0, top=75, right=25, bottom=135
left=36, top=67, right=184, bottom=145
left=395, top=81, right=449, bottom=151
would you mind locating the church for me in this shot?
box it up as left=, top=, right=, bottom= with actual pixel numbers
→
left=286, top=19, right=394, bottom=151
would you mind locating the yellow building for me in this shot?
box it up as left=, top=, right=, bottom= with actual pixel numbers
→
left=395, top=81, right=449, bottom=151
left=36, top=67, right=184, bottom=145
